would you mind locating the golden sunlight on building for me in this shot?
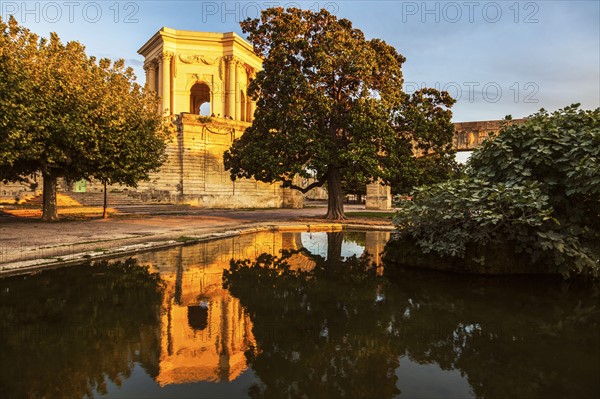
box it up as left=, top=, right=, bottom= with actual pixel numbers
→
left=132, top=231, right=316, bottom=386
left=138, top=28, right=261, bottom=119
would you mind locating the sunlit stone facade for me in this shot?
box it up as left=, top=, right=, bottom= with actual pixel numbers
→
left=133, top=28, right=303, bottom=208
left=139, top=28, right=260, bottom=120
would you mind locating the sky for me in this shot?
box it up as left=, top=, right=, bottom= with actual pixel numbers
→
left=2, top=0, right=598, bottom=122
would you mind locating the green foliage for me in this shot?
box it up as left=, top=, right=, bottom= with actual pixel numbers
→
left=223, top=249, right=401, bottom=398
left=469, top=104, right=599, bottom=225
left=91, top=59, right=170, bottom=188
left=0, top=258, right=164, bottom=398
left=0, top=16, right=169, bottom=219
left=224, top=8, right=455, bottom=219
left=392, top=179, right=582, bottom=271
left=223, top=239, right=600, bottom=398
left=341, top=172, right=368, bottom=197
left=391, top=105, right=600, bottom=277
left=387, top=88, right=460, bottom=192
left=391, top=153, right=464, bottom=195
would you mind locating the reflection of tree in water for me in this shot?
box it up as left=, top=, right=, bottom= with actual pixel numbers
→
left=340, top=231, right=367, bottom=248
left=386, top=268, right=600, bottom=399
left=0, top=259, right=164, bottom=398
left=224, top=232, right=600, bottom=399
left=224, top=244, right=402, bottom=399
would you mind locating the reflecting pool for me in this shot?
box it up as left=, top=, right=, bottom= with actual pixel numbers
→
left=0, top=230, right=598, bottom=398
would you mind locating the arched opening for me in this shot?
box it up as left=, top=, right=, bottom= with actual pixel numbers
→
left=190, top=83, right=211, bottom=116
left=240, top=90, right=246, bottom=122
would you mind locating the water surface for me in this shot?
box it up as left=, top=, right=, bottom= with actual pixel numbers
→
left=1, top=230, right=598, bottom=398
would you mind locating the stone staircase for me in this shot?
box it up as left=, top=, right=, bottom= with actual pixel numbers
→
left=24, top=191, right=150, bottom=207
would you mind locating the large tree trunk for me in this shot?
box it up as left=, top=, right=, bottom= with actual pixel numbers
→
left=326, top=168, right=345, bottom=220
left=42, top=173, right=58, bottom=221
left=103, top=182, right=108, bottom=219
left=326, top=231, right=344, bottom=264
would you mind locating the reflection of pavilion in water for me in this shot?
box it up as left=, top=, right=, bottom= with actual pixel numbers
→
left=132, top=230, right=389, bottom=386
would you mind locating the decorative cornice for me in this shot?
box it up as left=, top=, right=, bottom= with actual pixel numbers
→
left=179, top=54, right=221, bottom=65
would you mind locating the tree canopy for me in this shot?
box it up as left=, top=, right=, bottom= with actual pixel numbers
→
left=224, top=8, right=455, bottom=219
left=390, top=105, right=600, bottom=277
left=0, top=16, right=169, bottom=220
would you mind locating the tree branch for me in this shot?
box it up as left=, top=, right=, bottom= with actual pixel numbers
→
left=281, top=173, right=328, bottom=194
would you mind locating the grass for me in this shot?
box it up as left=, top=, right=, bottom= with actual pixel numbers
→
left=177, top=236, right=199, bottom=243
left=345, top=211, right=396, bottom=219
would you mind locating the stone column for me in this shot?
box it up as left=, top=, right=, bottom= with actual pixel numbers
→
left=235, top=62, right=241, bottom=121
left=157, top=62, right=163, bottom=113
left=146, top=61, right=157, bottom=92
left=226, top=56, right=236, bottom=119
left=366, top=181, right=392, bottom=210
left=144, top=65, right=149, bottom=89
left=159, top=51, right=173, bottom=115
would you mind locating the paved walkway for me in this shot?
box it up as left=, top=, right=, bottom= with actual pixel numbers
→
left=0, top=204, right=395, bottom=276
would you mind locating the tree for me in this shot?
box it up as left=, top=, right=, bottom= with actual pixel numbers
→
left=342, top=173, right=367, bottom=203
left=224, top=8, right=455, bottom=219
left=0, top=17, right=168, bottom=221
left=389, top=105, right=600, bottom=277
left=389, top=88, right=459, bottom=193
left=90, top=59, right=170, bottom=218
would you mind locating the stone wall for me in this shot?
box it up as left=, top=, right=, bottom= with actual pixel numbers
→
left=453, top=119, right=524, bottom=151
left=366, top=180, right=392, bottom=210
left=134, top=114, right=292, bottom=208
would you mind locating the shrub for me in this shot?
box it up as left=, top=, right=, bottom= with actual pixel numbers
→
left=390, top=105, right=599, bottom=277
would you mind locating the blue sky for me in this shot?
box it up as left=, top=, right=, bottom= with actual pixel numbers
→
left=3, top=0, right=599, bottom=121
